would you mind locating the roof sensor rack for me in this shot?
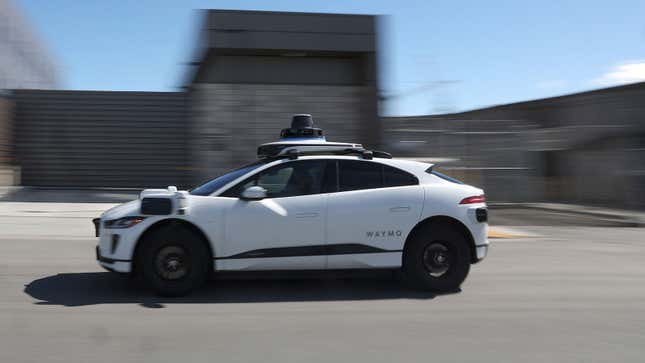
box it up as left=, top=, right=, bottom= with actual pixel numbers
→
left=266, top=147, right=392, bottom=160
left=371, top=150, right=392, bottom=159
left=256, top=114, right=393, bottom=160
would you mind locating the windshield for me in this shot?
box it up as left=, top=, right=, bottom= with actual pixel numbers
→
left=189, top=160, right=268, bottom=196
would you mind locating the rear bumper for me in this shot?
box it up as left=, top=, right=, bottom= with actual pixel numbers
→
left=96, top=246, right=132, bottom=273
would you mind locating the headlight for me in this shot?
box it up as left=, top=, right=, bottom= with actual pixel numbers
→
left=104, top=216, right=146, bottom=229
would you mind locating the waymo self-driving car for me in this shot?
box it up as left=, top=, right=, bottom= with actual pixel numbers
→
left=94, top=114, right=488, bottom=296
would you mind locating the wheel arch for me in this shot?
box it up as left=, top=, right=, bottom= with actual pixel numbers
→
left=405, top=215, right=478, bottom=264
left=131, top=218, right=214, bottom=275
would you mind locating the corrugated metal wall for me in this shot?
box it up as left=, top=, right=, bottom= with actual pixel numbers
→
left=13, top=90, right=190, bottom=188
left=0, top=95, right=11, bottom=165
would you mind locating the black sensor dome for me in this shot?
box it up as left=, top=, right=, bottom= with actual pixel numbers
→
left=280, top=114, right=325, bottom=140
left=291, top=114, right=314, bottom=129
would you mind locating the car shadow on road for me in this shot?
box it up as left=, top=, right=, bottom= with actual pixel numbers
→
left=24, top=271, right=457, bottom=307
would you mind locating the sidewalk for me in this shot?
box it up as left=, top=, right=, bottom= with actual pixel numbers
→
left=0, top=186, right=139, bottom=203
left=490, top=202, right=645, bottom=227
left=0, top=201, right=118, bottom=218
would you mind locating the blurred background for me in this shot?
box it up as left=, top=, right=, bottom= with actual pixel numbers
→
left=3, top=3, right=645, bottom=361
left=1, top=0, right=645, bottom=210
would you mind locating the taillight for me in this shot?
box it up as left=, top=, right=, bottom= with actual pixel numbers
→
left=460, top=195, right=486, bottom=204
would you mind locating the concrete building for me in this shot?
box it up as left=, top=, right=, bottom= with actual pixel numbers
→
left=383, top=81, right=645, bottom=209
left=187, top=10, right=379, bottom=182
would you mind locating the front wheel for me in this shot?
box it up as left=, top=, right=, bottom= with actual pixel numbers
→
left=403, top=223, right=471, bottom=291
left=138, top=226, right=210, bottom=296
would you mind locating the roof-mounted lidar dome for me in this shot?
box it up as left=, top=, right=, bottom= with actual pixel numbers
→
left=280, top=114, right=325, bottom=141
left=257, top=114, right=368, bottom=158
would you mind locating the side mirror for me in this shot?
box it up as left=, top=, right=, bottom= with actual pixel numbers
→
left=240, top=186, right=267, bottom=200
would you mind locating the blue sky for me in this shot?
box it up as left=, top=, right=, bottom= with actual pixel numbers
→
left=16, top=0, right=645, bottom=115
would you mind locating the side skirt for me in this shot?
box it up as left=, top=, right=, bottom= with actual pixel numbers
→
left=212, top=268, right=400, bottom=280
left=214, top=243, right=402, bottom=260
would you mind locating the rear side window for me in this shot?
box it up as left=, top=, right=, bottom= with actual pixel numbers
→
left=338, top=160, right=418, bottom=192
left=430, top=170, right=464, bottom=184
left=383, top=164, right=418, bottom=187
left=339, top=160, right=382, bottom=191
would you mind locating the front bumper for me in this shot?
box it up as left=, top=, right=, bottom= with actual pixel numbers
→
left=475, top=244, right=488, bottom=261
left=92, top=218, right=101, bottom=237
left=96, top=245, right=132, bottom=273
left=94, top=216, right=140, bottom=273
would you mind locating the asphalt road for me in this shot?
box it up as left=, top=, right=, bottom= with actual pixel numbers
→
left=1, top=204, right=645, bottom=363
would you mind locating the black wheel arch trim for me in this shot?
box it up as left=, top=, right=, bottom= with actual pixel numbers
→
left=405, top=215, right=478, bottom=264
left=131, top=218, right=214, bottom=275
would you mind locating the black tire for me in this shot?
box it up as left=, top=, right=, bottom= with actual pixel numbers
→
left=138, top=226, right=210, bottom=297
left=403, top=222, right=471, bottom=291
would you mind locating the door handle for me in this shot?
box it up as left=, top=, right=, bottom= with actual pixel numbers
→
left=389, top=206, right=411, bottom=213
left=295, top=212, right=320, bottom=218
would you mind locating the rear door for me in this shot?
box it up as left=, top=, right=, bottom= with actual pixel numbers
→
left=326, top=160, right=424, bottom=269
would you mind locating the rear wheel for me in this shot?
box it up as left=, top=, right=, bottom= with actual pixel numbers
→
left=138, top=226, right=210, bottom=296
left=403, top=223, right=471, bottom=291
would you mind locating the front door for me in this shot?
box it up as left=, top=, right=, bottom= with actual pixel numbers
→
left=218, top=159, right=330, bottom=270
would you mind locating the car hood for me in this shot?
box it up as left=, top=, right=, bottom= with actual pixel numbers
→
left=101, top=200, right=140, bottom=220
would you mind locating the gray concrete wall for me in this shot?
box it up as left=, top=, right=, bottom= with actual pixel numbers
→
left=190, top=83, right=368, bottom=183
left=202, top=10, right=376, bottom=53
left=448, top=82, right=645, bottom=130
left=382, top=116, right=539, bottom=202
left=196, top=55, right=365, bottom=85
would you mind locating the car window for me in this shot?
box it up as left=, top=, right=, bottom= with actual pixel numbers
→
left=339, top=160, right=383, bottom=191
left=321, top=160, right=338, bottom=193
left=429, top=170, right=464, bottom=184
left=222, top=160, right=327, bottom=198
left=383, top=164, right=418, bottom=187
left=257, top=167, right=294, bottom=195
left=189, top=160, right=267, bottom=196
left=338, top=160, right=418, bottom=192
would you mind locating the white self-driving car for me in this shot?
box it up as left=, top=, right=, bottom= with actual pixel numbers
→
left=94, top=115, right=488, bottom=296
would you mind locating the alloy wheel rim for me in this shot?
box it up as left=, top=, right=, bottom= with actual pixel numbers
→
left=155, top=245, right=189, bottom=280
left=422, top=242, right=452, bottom=277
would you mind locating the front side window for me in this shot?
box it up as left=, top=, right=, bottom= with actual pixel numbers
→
left=222, top=160, right=328, bottom=198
